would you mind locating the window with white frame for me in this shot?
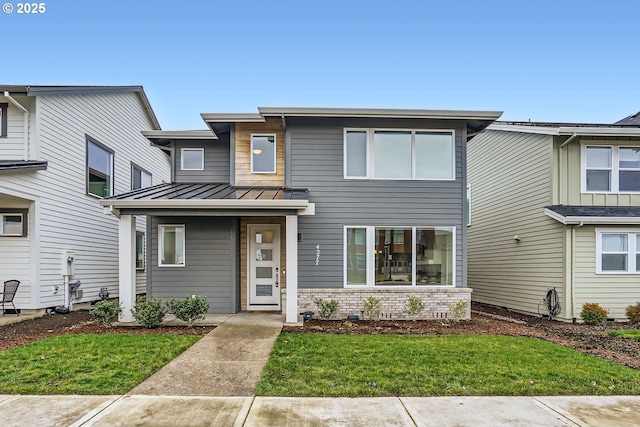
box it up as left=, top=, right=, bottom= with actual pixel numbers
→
left=181, top=148, right=204, bottom=170
left=136, top=231, right=146, bottom=270
left=344, top=129, right=454, bottom=180
left=0, top=212, right=25, bottom=236
left=584, top=145, right=640, bottom=193
left=596, top=229, right=640, bottom=273
left=159, top=225, right=185, bottom=267
left=87, top=136, right=114, bottom=198
left=0, top=103, right=7, bottom=137
left=345, top=226, right=455, bottom=286
left=251, top=134, right=276, bottom=173
left=132, top=163, right=152, bottom=190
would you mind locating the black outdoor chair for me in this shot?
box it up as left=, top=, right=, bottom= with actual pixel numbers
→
left=1, top=280, right=20, bottom=316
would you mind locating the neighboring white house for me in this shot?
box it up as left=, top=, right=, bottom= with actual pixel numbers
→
left=0, top=85, right=170, bottom=313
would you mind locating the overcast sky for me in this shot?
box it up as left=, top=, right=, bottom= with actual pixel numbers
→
left=2, top=0, right=638, bottom=129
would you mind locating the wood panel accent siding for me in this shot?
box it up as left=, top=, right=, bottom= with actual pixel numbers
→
left=467, top=130, right=567, bottom=318
left=235, top=119, right=285, bottom=186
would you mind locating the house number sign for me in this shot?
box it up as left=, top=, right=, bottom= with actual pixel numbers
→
left=315, top=244, right=320, bottom=266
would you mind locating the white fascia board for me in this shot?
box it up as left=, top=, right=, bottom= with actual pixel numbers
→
left=142, top=130, right=216, bottom=139
left=258, top=107, right=503, bottom=121
left=558, top=127, right=640, bottom=137
left=544, top=208, right=640, bottom=225
left=201, top=113, right=265, bottom=122
left=100, top=198, right=309, bottom=210
left=488, top=124, right=559, bottom=135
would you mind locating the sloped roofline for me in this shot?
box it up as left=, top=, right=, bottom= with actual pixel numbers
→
left=489, top=121, right=640, bottom=137
left=0, top=85, right=161, bottom=130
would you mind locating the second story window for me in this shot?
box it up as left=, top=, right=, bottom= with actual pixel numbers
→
left=344, top=129, right=454, bottom=180
left=251, top=134, right=276, bottom=173
left=87, top=136, right=114, bottom=198
left=181, top=148, right=204, bottom=170
left=132, top=163, right=152, bottom=190
left=0, top=103, right=7, bottom=137
left=584, top=145, right=640, bottom=193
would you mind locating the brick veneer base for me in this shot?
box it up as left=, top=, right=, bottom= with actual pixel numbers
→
left=283, top=287, right=472, bottom=320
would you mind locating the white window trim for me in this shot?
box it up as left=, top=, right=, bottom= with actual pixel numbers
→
left=343, top=128, right=456, bottom=181
left=251, top=133, right=277, bottom=174
left=595, top=228, right=640, bottom=274
left=181, top=148, right=204, bottom=171
left=158, top=224, right=186, bottom=267
left=136, top=231, right=146, bottom=271
left=343, top=225, right=456, bottom=288
left=581, top=144, right=640, bottom=194
left=0, top=212, right=24, bottom=237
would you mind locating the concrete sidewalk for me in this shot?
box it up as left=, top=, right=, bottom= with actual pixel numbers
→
left=1, top=395, right=639, bottom=427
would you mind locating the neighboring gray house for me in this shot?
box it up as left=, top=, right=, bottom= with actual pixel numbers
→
left=468, top=120, right=640, bottom=321
left=101, top=107, right=501, bottom=323
left=0, top=86, right=170, bottom=313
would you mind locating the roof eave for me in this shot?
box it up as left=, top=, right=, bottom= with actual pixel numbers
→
left=544, top=208, right=640, bottom=225
left=99, top=199, right=309, bottom=210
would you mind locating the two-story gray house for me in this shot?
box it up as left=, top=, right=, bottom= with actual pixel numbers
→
left=101, top=107, right=501, bottom=323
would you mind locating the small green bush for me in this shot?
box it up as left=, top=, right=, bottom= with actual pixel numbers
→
left=131, top=296, right=166, bottom=328
left=363, top=296, right=382, bottom=321
left=625, top=302, right=640, bottom=325
left=90, top=300, right=123, bottom=327
left=580, top=302, right=609, bottom=325
left=404, top=296, right=425, bottom=320
left=314, top=298, right=340, bottom=320
left=449, top=300, right=469, bottom=320
left=166, top=295, right=209, bottom=327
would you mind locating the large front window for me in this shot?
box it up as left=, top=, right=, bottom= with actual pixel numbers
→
left=596, top=229, right=640, bottom=274
left=87, top=137, right=114, bottom=198
left=159, top=225, right=185, bottom=267
left=345, top=226, right=455, bottom=286
left=584, top=145, right=640, bottom=193
left=345, top=129, right=454, bottom=180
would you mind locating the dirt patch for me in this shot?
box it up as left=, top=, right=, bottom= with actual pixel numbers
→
left=0, top=310, right=214, bottom=352
left=283, top=302, right=640, bottom=370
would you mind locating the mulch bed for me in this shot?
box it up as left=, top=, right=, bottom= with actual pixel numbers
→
left=1, top=303, right=639, bottom=370
left=0, top=310, right=214, bottom=352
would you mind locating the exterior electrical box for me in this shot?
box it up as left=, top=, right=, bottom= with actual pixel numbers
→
left=63, top=250, right=75, bottom=276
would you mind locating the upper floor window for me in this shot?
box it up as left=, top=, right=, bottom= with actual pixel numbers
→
left=596, top=229, right=640, bottom=274
left=251, top=134, right=276, bottom=173
left=87, top=136, right=114, bottom=198
left=0, top=211, right=26, bottom=236
left=344, top=129, right=454, bottom=180
left=0, top=103, right=7, bottom=137
left=583, top=145, right=640, bottom=193
left=181, top=148, right=204, bottom=170
left=132, top=163, right=152, bottom=190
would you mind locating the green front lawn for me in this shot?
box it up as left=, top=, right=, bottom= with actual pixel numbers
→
left=257, top=334, right=640, bottom=397
left=0, top=334, right=200, bottom=394
left=609, top=329, right=640, bottom=340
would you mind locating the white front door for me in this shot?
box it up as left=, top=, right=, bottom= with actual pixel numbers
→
left=248, top=224, right=281, bottom=308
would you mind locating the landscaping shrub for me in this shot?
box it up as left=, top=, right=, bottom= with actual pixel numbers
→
left=313, top=298, right=340, bottom=320
left=166, top=295, right=209, bottom=327
left=580, top=302, right=609, bottom=325
left=131, top=296, right=166, bottom=328
left=363, top=296, right=382, bottom=320
left=625, top=302, right=640, bottom=325
left=404, top=296, right=425, bottom=320
left=449, top=300, right=469, bottom=320
left=90, top=300, right=123, bottom=327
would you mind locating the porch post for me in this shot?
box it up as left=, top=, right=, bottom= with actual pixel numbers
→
left=285, top=214, right=298, bottom=323
left=118, top=214, right=136, bottom=323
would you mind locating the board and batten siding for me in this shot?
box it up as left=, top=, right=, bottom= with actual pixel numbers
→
left=559, top=136, right=640, bottom=206
left=29, top=92, right=170, bottom=308
left=288, top=118, right=467, bottom=290
left=467, top=130, right=567, bottom=318
left=149, top=216, right=239, bottom=313
left=572, top=225, right=640, bottom=320
left=173, top=137, right=230, bottom=183
left=0, top=95, right=31, bottom=159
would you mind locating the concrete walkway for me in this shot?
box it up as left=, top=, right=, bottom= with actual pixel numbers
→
left=129, top=312, right=284, bottom=396
left=1, top=395, right=639, bottom=426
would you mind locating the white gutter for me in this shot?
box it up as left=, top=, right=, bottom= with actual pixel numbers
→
left=559, top=133, right=578, bottom=148
left=4, top=91, right=29, bottom=160
left=100, top=198, right=310, bottom=210
left=544, top=208, right=640, bottom=225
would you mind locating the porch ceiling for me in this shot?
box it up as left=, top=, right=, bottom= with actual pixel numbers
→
left=0, top=160, right=48, bottom=174
left=100, top=183, right=309, bottom=211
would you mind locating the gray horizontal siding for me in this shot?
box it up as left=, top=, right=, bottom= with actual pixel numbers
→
left=289, top=119, right=466, bottom=290
left=149, top=216, right=239, bottom=313
left=174, top=136, right=230, bottom=184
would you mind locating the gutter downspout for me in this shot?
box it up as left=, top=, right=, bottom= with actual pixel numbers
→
left=4, top=92, right=29, bottom=160
left=559, top=133, right=578, bottom=149
left=570, top=221, right=583, bottom=322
